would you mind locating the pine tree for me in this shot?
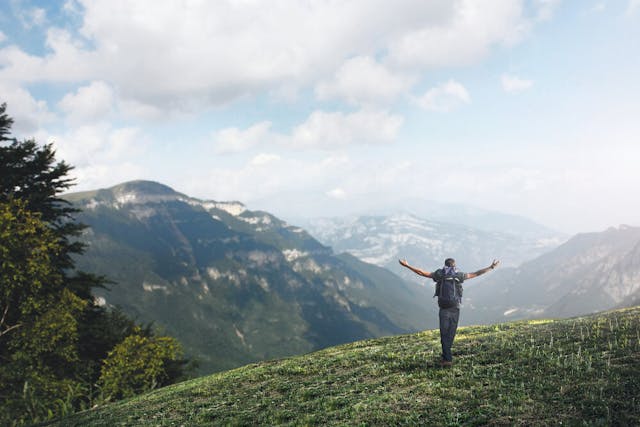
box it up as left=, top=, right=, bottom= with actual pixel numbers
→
left=0, top=102, right=188, bottom=424
left=0, top=103, right=94, bottom=297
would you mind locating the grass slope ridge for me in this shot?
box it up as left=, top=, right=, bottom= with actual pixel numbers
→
left=49, top=307, right=640, bottom=426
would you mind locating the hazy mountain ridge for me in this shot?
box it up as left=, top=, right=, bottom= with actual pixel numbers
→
left=383, top=198, right=564, bottom=238
left=66, top=181, right=436, bottom=374
left=303, top=213, right=565, bottom=284
left=464, top=225, right=640, bottom=324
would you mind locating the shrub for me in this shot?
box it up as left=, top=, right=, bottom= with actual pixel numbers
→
left=99, top=332, right=183, bottom=400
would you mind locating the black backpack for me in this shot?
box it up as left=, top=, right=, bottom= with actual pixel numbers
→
left=435, top=266, right=462, bottom=308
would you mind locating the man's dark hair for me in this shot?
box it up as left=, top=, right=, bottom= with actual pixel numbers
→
left=445, top=258, right=455, bottom=267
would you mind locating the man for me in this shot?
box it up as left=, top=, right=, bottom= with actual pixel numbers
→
left=399, top=257, right=500, bottom=367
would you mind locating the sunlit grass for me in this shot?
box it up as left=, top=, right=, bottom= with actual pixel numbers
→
left=46, top=306, right=640, bottom=426
left=525, top=319, right=554, bottom=325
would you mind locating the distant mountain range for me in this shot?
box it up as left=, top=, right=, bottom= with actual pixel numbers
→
left=463, top=225, right=640, bottom=324
left=301, top=213, right=640, bottom=325
left=66, top=181, right=437, bottom=374
left=302, top=214, right=565, bottom=285
left=65, top=180, right=640, bottom=373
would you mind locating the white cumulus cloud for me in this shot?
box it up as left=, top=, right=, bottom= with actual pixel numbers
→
left=184, top=153, right=352, bottom=204
left=387, top=0, right=530, bottom=68
left=627, top=0, right=640, bottom=15
left=0, top=83, right=54, bottom=134
left=58, top=81, right=115, bottom=124
left=0, top=0, right=547, bottom=113
left=291, top=110, right=403, bottom=148
left=501, top=73, right=534, bottom=93
left=250, top=153, right=281, bottom=166
left=31, top=122, right=150, bottom=192
left=0, top=28, right=96, bottom=85
left=19, top=7, right=47, bottom=29
left=48, top=123, right=148, bottom=167
left=416, top=80, right=471, bottom=112
left=214, top=109, right=403, bottom=152
left=533, top=0, right=562, bottom=21
left=214, top=121, right=276, bottom=154
left=315, top=56, right=413, bottom=106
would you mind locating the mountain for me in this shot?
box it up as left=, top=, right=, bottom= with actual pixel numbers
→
left=65, top=181, right=436, bottom=374
left=256, top=192, right=563, bottom=239
left=48, top=306, right=640, bottom=426
left=302, top=213, right=564, bottom=284
left=464, top=225, right=640, bottom=324
left=381, top=198, right=563, bottom=238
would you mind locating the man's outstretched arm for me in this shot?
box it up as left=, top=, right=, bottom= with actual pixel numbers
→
left=398, top=259, right=432, bottom=278
left=466, top=259, right=500, bottom=279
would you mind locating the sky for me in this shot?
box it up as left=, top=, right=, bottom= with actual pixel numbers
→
left=1, top=0, right=639, bottom=234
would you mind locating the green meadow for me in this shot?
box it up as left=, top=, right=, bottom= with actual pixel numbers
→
left=47, top=306, right=640, bottom=426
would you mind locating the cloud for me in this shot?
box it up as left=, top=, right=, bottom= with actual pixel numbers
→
left=250, top=153, right=281, bottom=166
left=533, top=0, right=562, bottom=21
left=0, top=31, right=6, bottom=43
left=63, top=0, right=83, bottom=15
left=588, top=2, right=606, bottom=14
left=118, top=98, right=167, bottom=121
left=183, top=153, right=353, bottom=204
left=386, top=0, right=530, bottom=68
left=326, top=188, right=347, bottom=200
left=213, top=109, right=403, bottom=152
left=416, top=80, right=471, bottom=112
left=0, top=1, right=546, bottom=113
left=183, top=153, right=419, bottom=219
left=315, top=56, right=414, bottom=106
left=501, top=73, right=534, bottom=93
left=27, top=122, right=149, bottom=192
left=214, top=121, right=276, bottom=154
left=291, top=110, right=403, bottom=148
left=73, top=162, right=144, bottom=192
left=627, top=0, right=640, bottom=15
left=47, top=123, right=148, bottom=168
left=19, top=7, right=47, bottom=29
left=0, top=28, right=96, bottom=84
left=58, top=81, right=115, bottom=124
left=0, top=83, right=54, bottom=134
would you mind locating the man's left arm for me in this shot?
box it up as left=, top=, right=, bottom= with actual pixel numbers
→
left=465, top=259, right=500, bottom=280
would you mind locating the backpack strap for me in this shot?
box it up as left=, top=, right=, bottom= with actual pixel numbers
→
left=433, top=268, right=442, bottom=298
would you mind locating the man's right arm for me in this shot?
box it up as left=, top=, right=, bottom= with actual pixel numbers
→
left=398, top=259, right=432, bottom=278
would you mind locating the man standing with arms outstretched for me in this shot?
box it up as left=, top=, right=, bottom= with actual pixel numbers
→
left=399, top=257, right=500, bottom=367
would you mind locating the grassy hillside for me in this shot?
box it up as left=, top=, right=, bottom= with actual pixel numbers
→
left=48, top=307, right=640, bottom=426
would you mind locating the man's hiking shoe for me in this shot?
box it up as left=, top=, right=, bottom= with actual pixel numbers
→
left=440, top=360, right=453, bottom=368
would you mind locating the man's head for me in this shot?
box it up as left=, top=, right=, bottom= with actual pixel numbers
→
left=445, top=258, right=456, bottom=267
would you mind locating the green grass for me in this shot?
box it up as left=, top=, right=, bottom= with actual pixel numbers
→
left=47, top=307, right=640, bottom=426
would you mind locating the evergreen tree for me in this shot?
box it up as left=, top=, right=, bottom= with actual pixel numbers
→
left=0, top=103, right=93, bottom=298
left=0, top=102, right=188, bottom=424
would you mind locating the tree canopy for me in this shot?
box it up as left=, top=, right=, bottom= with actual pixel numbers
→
left=0, top=102, right=188, bottom=426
